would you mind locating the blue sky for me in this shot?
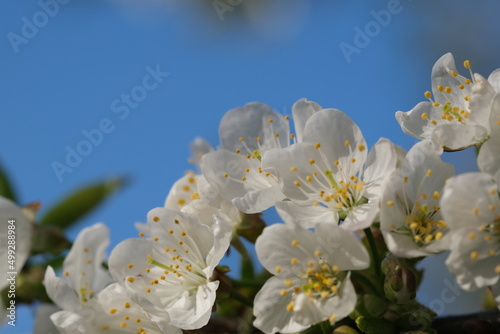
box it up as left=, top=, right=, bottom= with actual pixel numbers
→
left=1, top=0, right=499, bottom=332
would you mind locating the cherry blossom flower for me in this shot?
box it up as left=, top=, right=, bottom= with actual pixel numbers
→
left=380, top=140, right=455, bottom=257
left=396, top=53, right=490, bottom=151
left=108, top=207, right=232, bottom=330
left=253, top=222, right=369, bottom=333
left=200, top=99, right=322, bottom=213
left=440, top=172, right=500, bottom=301
left=262, top=108, right=398, bottom=230
left=41, top=223, right=176, bottom=333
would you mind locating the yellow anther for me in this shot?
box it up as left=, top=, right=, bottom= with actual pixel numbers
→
left=290, top=134, right=295, bottom=139
left=286, top=301, right=295, bottom=312
left=414, top=235, right=422, bottom=242
left=465, top=79, right=472, bottom=84
left=351, top=158, right=356, bottom=163
left=437, top=85, right=444, bottom=92
left=488, top=249, right=495, bottom=256
left=223, top=173, right=229, bottom=178
left=256, top=136, right=261, bottom=141
left=145, top=268, right=150, bottom=273
left=409, top=222, right=419, bottom=229
left=334, top=160, right=339, bottom=165
left=320, top=291, right=330, bottom=298
left=314, top=251, right=322, bottom=257
left=450, top=70, right=458, bottom=77
left=306, top=175, right=313, bottom=182
left=432, top=102, right=441, bottom=107
left=168, top=229, right=174, bottom=234
left=239, top=137, right=244, bottom=141
left=435, top=232, right=443, bottom=240
left=445, top=86, right=452, bottom=94
left=291, top=240, right=299, bottom=247
left=138, top=232, right=144, bottom=237
left=433, top=191, right=440, bottom=199
left=285, top=115, right=290, bottom=120
left=290, top=166, right=298, bottom=171
left=473, top=207, right=479, bottom=215
left=128, top=264, right=134, bottom=269
left=284, top=279, right=292, bottom=287
left=275, top=266, right=282, bottom=273
left=120, top=322, right=126, bottom=328
left=275, top=133, right=280, bottom=137
left=344, top=140, right=350, bottom=147
left=331, top=265, right=340, bottom=272
left=495, top=265, right=500, bottom=273
left=294, top=181, right=301, bottom=187
left=124, top=302, right=131, bottom=308
left=425, top=235, right=433, bottom=243
left=109, top=308, right=117, bottom=314
left=268, top=118, right=274, bottom=123
left=153, top=237, right=158, bottom=242
left=127, top=276, right=134, bottom=283
left=470, top=251, right=478, bottom=260
left=469, top=233, right=476, bottom=240
left=177, top=199, right=185, bottom=206
left=235, top=149, right=241, bottom=153
left=426, top=169, right=432, bottom=177
left=463, top=60, right=471, bottom=68
left=421, top=112, right=429, bottom=120
left=290, top=258, right=298, bottom=265
left=386, top=200, right=395, bottom=206
left=309, top=159, right=315, bottom=164
left=314, top=143, right=321, bottom=149
left=485, top=235, right=492, bottom=241
left=280, top=289, right=288, bottom=296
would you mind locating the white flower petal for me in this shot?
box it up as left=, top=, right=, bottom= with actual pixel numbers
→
left=292, top=98, right=322, bottom=143
left=219, top=102, right=289, bottom=152
left=302, top=109, right=367, bottom=176
left=253, top=275, right=307, bottom=334
left=276, top=201, right=338, bottom=229
left=63, top=223, right=113, bottom=295
left=43, top=266, right=80, bottom=312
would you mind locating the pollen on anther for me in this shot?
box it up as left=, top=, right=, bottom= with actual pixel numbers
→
left=294, top=181, right=301, bottom=187
left=124, top=302, right=131, bottom=308
left=138, top=232, right=144, bottom=237
left=464, top=60, right=471, bottom=68
left=470, top=251, right=478, bottom=260
left=291, top=240, right=299, bottom=247
left=290, top=258, right=298, bottom=265
left=424, top=91, right=432, bottom=99
left=127, top=276, right=134, bottom=283
left=344, top=140, right=350, bottom=147
left=314, top=143, right=321, bottom=149
left=109, top=308, right=117, bottom=314
left=421, top=113, right=429, bottom=120
left=426, top=169, right=432, bottom=177
left=223, top=173, right=229, bottom=178
left=239, top=137, right=244, bottom=141
left=290, top=166, right=297, bottom=171
left=386, top=200, right=394, bottom=206
left=128, top=264, right=134, bottom=269
left=275, top=266, right=282, bottom=273
left=145, top=288, right=151, bottom=293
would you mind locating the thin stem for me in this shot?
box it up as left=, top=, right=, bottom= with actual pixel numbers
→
left=350, top=271, right=379, bottom=295
left=364, top=227, right=381, bottom=278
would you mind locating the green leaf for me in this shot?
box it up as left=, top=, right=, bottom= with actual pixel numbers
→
left=0, top=163, right=18, bottom=203
left=40, top=177, right=126, bottom=228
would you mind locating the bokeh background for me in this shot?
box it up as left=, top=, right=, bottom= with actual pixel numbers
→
left=1, top=0, right=500, bottom=332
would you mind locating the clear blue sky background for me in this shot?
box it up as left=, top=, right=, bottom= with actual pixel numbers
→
left=1, top=0, right=499, bottom=332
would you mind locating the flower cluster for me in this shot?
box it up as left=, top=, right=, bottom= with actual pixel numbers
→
left=29, top=53, right=500, bottom=334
